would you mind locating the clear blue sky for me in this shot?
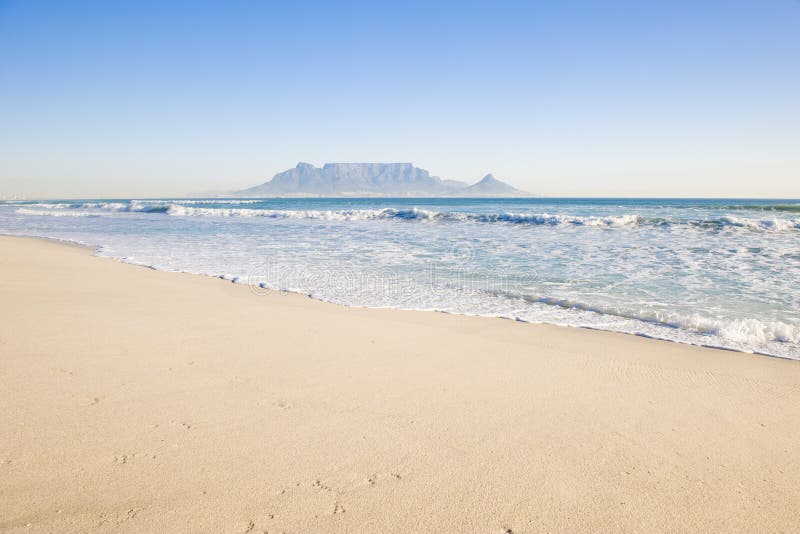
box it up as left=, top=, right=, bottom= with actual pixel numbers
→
left=1, top=0, right=798, bottom=198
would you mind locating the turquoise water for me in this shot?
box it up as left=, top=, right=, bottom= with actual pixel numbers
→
left=2, top=197, right=799, bottom=358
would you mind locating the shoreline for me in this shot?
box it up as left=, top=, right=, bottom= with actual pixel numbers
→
left=2, top=232, right=792, bottom=361
left=1, top=235, right=799, bottom=531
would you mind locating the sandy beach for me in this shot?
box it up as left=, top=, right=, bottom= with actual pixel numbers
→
left=1, top=234, right=798, bottom=532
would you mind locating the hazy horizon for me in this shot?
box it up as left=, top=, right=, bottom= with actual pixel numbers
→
left=1, top=0, right=798, bottom=199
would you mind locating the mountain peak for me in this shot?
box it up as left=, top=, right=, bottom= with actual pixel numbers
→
left=462, top=173, right=526, bottom=196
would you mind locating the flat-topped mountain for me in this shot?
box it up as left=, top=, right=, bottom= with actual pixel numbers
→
left=236, top=163, right=531, bottom=197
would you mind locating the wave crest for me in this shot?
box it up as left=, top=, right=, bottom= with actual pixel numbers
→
left=16, top=208, right=98, bottom=217
left=514, top=293, right=800, bottom=347
left=11, top=201, right=800, bottom=232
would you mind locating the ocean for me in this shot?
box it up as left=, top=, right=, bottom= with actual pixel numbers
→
left=1, top=197, right=799, bottom=359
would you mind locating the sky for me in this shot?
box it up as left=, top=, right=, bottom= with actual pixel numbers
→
left=0, top=0, right=798, bottom=198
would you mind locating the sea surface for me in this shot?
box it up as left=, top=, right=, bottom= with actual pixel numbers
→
left=2, top=197, right=799, bottom=359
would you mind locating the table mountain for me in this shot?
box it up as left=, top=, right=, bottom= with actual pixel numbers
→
left=236, top=162, right=530, bottom=197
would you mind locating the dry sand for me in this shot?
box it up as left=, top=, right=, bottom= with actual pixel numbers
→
left=1, top=235, right=799, bottom=532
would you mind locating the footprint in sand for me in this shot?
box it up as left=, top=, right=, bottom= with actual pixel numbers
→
left=312, top=479, right=334, bottom=492
left=367, top=472, right=402, bottom=486
left=97, top=508, right=140, bottom=527
left=112, top=453, right=156, bottom=465
left=237, top=519, right=272, bottom=533
left=167, top=420, right=194, bottom=430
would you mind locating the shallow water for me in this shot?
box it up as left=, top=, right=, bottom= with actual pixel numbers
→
left=2, top=197, right=799, bottom=359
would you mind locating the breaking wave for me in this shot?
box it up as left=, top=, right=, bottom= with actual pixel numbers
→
left=12, top=201, right=800, bottom=232
left=158, top=206, right=800, bottom=231
left=722, top=203, right=800, bottom=214
left=506, top=292, right=800, bottom=348
left=16, top=208, right=99, bottom=217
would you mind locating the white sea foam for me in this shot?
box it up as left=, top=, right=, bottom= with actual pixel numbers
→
left=164, top=205, right=444, bottom=220
left=131, top=198, right=261, bottom=205
left=163, top=206, right=644, bottom=225
left=16, top=208, right=98, bottom=217
left=468, top=212, right=642, bottom=226
left=716, top=215, right=800, bottom=232
left=519, top=293, right=800, bottom=346
left=29, top=203, right=76, bottom=209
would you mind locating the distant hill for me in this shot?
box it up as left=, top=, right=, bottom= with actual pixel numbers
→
left=235, top=163, right=531, bottom=197
left=459, top=174, right=525, bottom=196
